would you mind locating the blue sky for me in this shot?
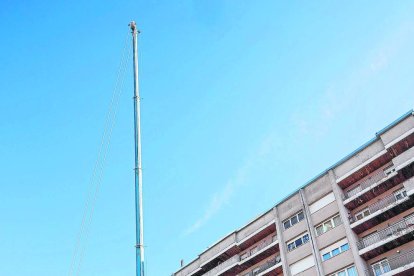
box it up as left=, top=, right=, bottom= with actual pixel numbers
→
left=1, top=1, right=414, bottom=275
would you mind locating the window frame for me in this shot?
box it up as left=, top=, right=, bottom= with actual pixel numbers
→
left=286, top=233, right=310, bottom=252
left=371, top=259, right=391, bottom=275
left=315, top=214, right=342, bottom=236
left=321, top=242, right=350, bottom=262
left=393, top=188, right=407, bottom=201
left=355, top=208, right=370, bottom=221
left=282, top=211, right=305, bottom=230
left=329, top=265, right=357, bottom=276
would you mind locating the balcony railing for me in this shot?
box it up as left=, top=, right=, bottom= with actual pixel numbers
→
left=202, top=255, right=240, bottom=276
left=357, top=214, right=414, bottom=250
left=344, top=169, right=387, bottom=199
left=365, top=248, right=414, bottom=275
left=240, top=235, right=276, bottom=262
left=203, top=236, right=277, bottom=276
left=202, top=236, right=277, bottom=276
left=242, top=255, right=281, bottom=276
left=350, top=191, right=408, bottom=224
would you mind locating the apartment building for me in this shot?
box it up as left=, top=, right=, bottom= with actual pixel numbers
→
left=173, top=110, right=414, bottom=276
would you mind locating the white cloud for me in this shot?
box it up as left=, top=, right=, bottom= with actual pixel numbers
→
left=183, top=133, right=276, bottom=236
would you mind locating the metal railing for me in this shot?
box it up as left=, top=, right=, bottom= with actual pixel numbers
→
left=365, top=248, right=414, bottom=275
left=344, top=169, right=387, bottom=199
left=240, top=236, right=276, bottom=262
left=357, top=214, right=414, bottom=250
left=242, top=255, right=281, bottom=276
left=202, top=255, right=240, bottom=276
left=202, top=235, right=277, bottom=276
left=350, top=191, right=408, bottom=224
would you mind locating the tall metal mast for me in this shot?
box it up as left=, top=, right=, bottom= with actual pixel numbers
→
left=130, top=21, right=145, bottom=276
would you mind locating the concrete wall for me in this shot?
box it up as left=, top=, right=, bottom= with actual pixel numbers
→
left=283, top=220, right=307, bottom=242
left=379, top=115, right=414, bottom=146
left=278, top=193, right=302, bottom=222
left=303, top=174, right=332, bottom=205
left=286, top=243, right=312, bottom=265
left=334, top=139, right=385, bottom=181
left=293, top=266, right=317, bottom=276
left=316, top=224, right=347, bottom=249
left=311, top=201, right=339, bottom=226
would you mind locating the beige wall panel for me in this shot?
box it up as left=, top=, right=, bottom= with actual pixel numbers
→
left=322, top=250, right=354, bottom=275
left=304, top=174, right=332, bottom=205
left=316, top=224, right=347, bottom=249
left=311, top=201, right=339, bottom=226
left=392, top=146, right=414, bottom=168
left=293, top=266, right=317, bottom=276
left=283, top=220, right=307, bottom=242
left=277, top=193, right=302, bottom=221
left=334, top=140, right=385, bottom=180
left=287, top=243, right=312, bottom=265
left=380, top=115, right=414, bottom=146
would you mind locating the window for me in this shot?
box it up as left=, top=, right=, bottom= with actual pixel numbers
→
left=250, top=246, right=258, bottom=255
left=329, top=265, right=357, bottom=276
left=371, top=259, right=391, bottom=276
left=315, top=214, right=342, bottom=236
left=283, top=211, right=305, bottom=230
left=355, top=208, right=370, bottom=221
left=341, top=243, right=350, bottom=251
left=252, top=267, right=260, bottom=276
left=394, top=188, right=407, bottom=200
left=321, top=242, right=350, bottom=261
left=287, top=233, right=309, bottom=252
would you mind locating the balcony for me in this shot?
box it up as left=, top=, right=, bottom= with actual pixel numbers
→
left=204, top=235, right=279, bottom=276
left=201, top=255, right=240, bottom=276
left=365, top=248, right=414, bottom=276
left=349, top=191, right=414, bottom=234
left=357, top=214, right=414, bottom=259
left=344, top=168, right=389, bottom=200
left=176, top=212, right=276, bottom=276
left=344, top=164, right=414, bottom=210
left=241, top=255, right=282, bottom=276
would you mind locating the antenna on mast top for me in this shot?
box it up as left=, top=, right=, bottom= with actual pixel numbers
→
left=129, top=21, right=140, bottom=33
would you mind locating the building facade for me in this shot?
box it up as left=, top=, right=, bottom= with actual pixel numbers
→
left=174, top=110, right=414, bottom=276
